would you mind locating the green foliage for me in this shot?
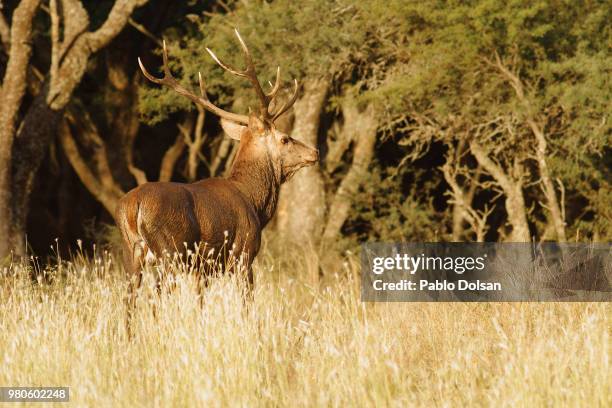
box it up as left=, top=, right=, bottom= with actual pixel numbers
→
left=345, top=165, right=443, bottom=243
left=138, top=0, right=610, bottom=241
left=139, top=0, right=399, bottom=121
left=361, top=0, right=611, bottom=238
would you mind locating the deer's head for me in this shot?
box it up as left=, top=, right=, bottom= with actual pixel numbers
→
left=220, top=114, right=318, bottom=182
left=138, top=29, right=319, bottom=183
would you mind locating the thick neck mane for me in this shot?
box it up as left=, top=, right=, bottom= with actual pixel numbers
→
left=227, top=138, right=281, bottom=228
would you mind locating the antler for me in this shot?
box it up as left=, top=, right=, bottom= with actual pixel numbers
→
left=139, top=30, right=299, bottom=125
left=271, top=79, right=299, bottom=122
left=206, top=29, right=299, bottom=122
left=138, top=41, right=250, bottom=125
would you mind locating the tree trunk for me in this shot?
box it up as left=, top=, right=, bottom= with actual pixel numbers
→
left=445, top=140, right=474, bottom=241
left=451, top=204, right=465, bottom=241
left=470, top=141, right=530, bottom=242
left=0, top=0, right=41, bottom=258
left=10, top=85, right=64, bottom=254
left=442, top=157, right=487, bottom=242
left=275, top=79, right=329, bottom=246
left=0, top=0, right=148, bottom=257
left=504, top=183, right=531, bottom=242
left=528, top=119, right=566, bottom=241
left=158, top=134, right=186, bottom=182
left=322, top=102, right=377, bottom=241
left=491, top=53, right=565, bottom=242
left=58, top=120, right=123, bottom=215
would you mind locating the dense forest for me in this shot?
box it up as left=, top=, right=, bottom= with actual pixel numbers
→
left=0, top=0, right=610, bottom=260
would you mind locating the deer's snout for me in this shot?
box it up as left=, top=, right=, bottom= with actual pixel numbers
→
left=302, top=147, right=319, bottom=166
left=292, top=140, right=319, bottom=167
left=309, top=148, right=320, bottom=163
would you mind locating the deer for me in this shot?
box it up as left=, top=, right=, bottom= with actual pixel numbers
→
left=115, top=30, right=319, bottom=308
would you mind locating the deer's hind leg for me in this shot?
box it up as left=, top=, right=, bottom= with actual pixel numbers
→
left=120, top=238, right=147, bottom=338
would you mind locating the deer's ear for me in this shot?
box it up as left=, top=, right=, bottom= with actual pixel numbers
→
left=220, top=119, right=246, bottom=141
left=248, top=114, right=266, bottom=135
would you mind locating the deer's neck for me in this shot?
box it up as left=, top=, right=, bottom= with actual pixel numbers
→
left=228, top=148, right=281, bottom=228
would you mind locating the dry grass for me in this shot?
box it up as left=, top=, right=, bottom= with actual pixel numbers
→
left=0, top=245, right=610, bottom=407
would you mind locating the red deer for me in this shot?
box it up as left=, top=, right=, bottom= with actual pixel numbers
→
left=115, top=30, right=319, bottom=301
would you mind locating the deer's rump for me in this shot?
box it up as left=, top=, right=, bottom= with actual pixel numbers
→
left=116, top=180, right=261, bottom=265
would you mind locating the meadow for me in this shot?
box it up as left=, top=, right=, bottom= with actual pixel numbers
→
left=0, top=242, right=609, bottom=407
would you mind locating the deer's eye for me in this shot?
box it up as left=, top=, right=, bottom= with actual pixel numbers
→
left=280, top=137, right=289, bottom=145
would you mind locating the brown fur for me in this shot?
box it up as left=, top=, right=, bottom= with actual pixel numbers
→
left=115, top=116, right=318, bottom=296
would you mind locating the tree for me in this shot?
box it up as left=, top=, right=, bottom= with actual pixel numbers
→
left=0, top=0, right=41, bottom=258
left=363, top=0, right=610, bottom=242
left=13, top=0, right=604, bottom=258
left=0, top=0, right=149, bottom=259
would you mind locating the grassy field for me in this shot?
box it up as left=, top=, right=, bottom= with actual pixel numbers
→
left=0, top=243, right=609, bottom=407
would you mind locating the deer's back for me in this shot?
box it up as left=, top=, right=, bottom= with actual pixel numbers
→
left=116, top=179, right=261, bottom=259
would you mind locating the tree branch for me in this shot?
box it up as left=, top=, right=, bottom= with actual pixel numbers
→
left=469, top=140, right=512, bottom=192
left=127, top=161, right=147, bottom=186
left=442, top=153, right=491, bottom=242
left=0, top=0, right=40, bottom=124
left=57, top=0, right=88, bottom=57
left=59, top=119, right=123, bottom=215
left=323, top=102, right=377, bottom=241
left=0, top=3, right=9, bottom=50
left=72, top=107, right=123, bottom=196
left=47, top=0, right=149, bottom=108
left=86, top=0, right=149, bottom=53
left=158, top=136, right=185, bottom=182
left=209, top=137, right=232, bottom=177
left=491, top=52, right=566, bottom=241
left=470, top=140, right=530, bottom=241
left=184, top=108, right=206, bottom=182
left=325, top=121, right=352, bottom=174
left=128, top=17, right=161, bottom=46
left=49, top=0, right=60, bottom=86
left=159, top=129, right=186, bottom=182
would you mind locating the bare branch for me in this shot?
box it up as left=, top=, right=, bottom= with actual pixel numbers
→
left=209, top=137, right=232, bottom=177
left=0, top=3, right=9, bottom=50
left=128, top=17, right=161, bottom=47
left=159, top=133, right=186, bottom=182
left=124, top=107, right=147, bottom=186
left=71, top=108, right=123, bottom=194
left=443, top=157, right=493, bottom=242
left=46, top=0, right=148, bottom=109
left=469, top=140, right=512, bottom=192
left=60, top=0, right=89, bottom=47
left=87, top=0, right=149, bottom=53
left=0, top=0, right=41, bottom=169
left=325, top=121, right=352, bottom=174
left=128, top=163, right=147, bottom=186
left=470, top=137, right=530, bottom=242
left=59, top=119, right=123, bottom=215
left=49, top=0, right=60, bottom=85
left=180, top=108, right=207, bottom=182
left=177, top=113, right=195, bottom=144
left=323, top=102, right=377, bottom=241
